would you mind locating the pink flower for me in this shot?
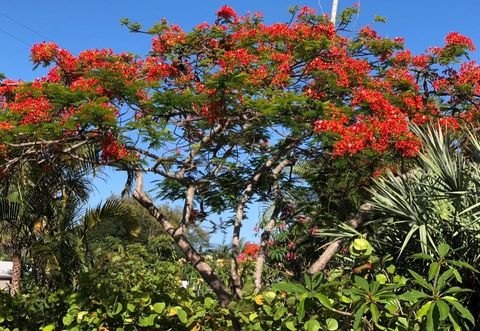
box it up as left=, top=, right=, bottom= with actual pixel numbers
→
left=286, top=252, right=297, bottom=261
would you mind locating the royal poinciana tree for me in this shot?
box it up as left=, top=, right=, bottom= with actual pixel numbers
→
left=0, top=6, right=478, bottom=305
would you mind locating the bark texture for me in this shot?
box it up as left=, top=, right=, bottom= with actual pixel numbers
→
left=11, top=248, right=21, bottom=295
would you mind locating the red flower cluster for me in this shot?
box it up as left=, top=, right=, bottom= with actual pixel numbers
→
left=31, top=42, right=59, bottom=63
left=101, top=133, right=129, bottom=161
left=445, top=32, right=475, bottom=51
left=238, top=242, right=260, bottom=262
left=216, top=5, right=237, bottom=20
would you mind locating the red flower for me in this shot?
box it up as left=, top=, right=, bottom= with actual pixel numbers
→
left=31, top=42, right=59, bottom=64
left=0, top=121, right=14, bottom=131
left=101, top=132, right=129, bottom=161
left=241, top=242, right=260, bottom=259
left=445, top=32, right=475, bottom=51
left=216, top=5, right=237, bottom=20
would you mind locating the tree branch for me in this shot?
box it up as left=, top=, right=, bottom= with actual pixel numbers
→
left=306, top=203, right=373, bottom=275
left=132, top=171, right=232, bottom=306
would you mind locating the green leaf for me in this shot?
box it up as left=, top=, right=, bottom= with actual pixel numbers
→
left=443, top=286, right=473, bottom=295
left=138, top=314, right=156, bottom=327
left=437, top=269, right=454, bottom=292
left=449, top=299, right=475, bottom=325
left=400, top=290, right=430, bottom=301
left=177, top=309, right=188, bottom=324
left=354, top=303, right=367, bottom=329
left=325, top=318, right=339, bottom=331
left=152, top=302, right=165, bottom=314
left=408, top=270, right=433, bottom=292
left=370, top=303, right=380, bottom=323
left=417, top=301, right=433, bottom=321
left=447, top=260, right=479, bottom=273
left=376, top=274, right=387, bottom=284
left=297, top=298, right=305, bottom=322
left=314, top=293, right=332, bottom=308
left=353, top=238, right=370, bottom=251
left=386, top=265, right=396, bottom=274
left=410, top=253, right=434, bottom=261
left=428, top=262, right=440, bottom=281
left=436, top=300, right=449, bottom=321
left=272, top=282, right=307, bottom=294
left=373, top=15, right=387, bottom=23
left=426, top=303, right=440, bottom=331
left=274, top=307, right=287, bottom=321
left=285, top=320, right=297, bottom=330
left=304, top=319, right=320, bottom=331
left=108, top=302, right=123, bottom=317
left=42, top=325, right=55, bottom=331
left=437, top=243, right=450, bottom=258
left=354, top=276, right=370, bottom=292
left=62, top=314, right=74, bottom=326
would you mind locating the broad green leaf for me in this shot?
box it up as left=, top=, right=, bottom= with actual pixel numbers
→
left=437, top=269, right=454, bottom=292
left=354, top=276, right=370, bottom=292
left=426, top=303, right=439, bottom=331
left=177, top=309, right=188, bottom=324
left=271, top=282, right=307, bottom=294
left=436, top=300, right=449, bottom=321
left=376, top=274, right=387, bottom=284
left=152, top=302, right=165, bottom=314
left=353, top=238, right=370, bottom=251
left=314, top=293, right=332, bottom=308
left=437, top=243, right=450, bottom=258
left=449, top=300, right=475, bottom=325
left=42, top=324, right=55, bottom=331
left=139, top=314, right=156, bottom=327
left=400, top=290, right=430, bottom=302
left=417, top=301, right=433, bottom=321
left=62, top=314, right=74, bottom=326
left=304, top=319, right=320, bottom=331
left=108, top=302, right=123, bottom=317
left=274, top=307, right=287, bottom=321
left=285, top=320, right=297, bottom=330
left=325, top=318, right=339, bottom=331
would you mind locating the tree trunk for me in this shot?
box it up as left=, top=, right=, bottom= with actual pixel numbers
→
left=306, top=203, right=372, bottom=275
left=133, top=173, right=232, bottom=306
left=11, top=248, right=21, bottom=295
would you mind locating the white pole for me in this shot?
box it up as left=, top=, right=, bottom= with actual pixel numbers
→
left=331, top=0, right=339, bottom=25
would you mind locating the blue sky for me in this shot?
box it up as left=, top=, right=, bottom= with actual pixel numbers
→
left=1, top=0, right=478, bottom=244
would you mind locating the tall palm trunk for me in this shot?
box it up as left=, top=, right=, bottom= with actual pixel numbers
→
left=11, top=248, right=21, bottom=295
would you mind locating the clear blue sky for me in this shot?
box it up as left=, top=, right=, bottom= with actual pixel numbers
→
left=1, top=0, right=478, bottom=245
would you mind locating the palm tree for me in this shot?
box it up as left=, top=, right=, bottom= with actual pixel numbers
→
left=369, top=125, right=480, bottom=260
left=0, top=160, right=93, bottom=293
left=368, top=124, right=480, bottom=314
